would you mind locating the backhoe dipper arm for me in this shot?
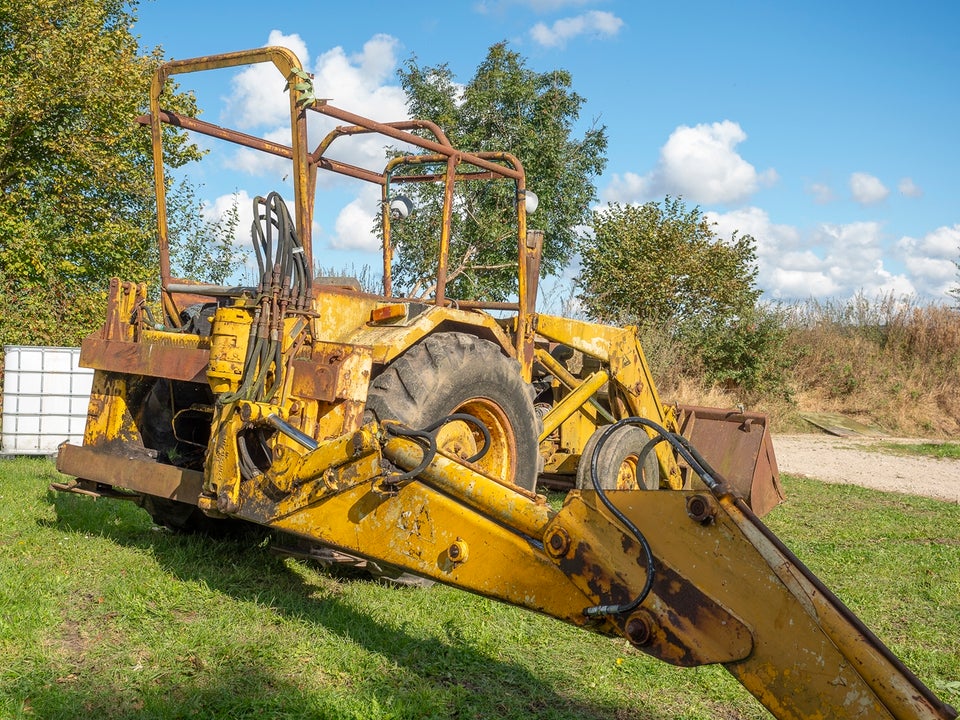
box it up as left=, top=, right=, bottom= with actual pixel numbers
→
left=236, top=427, right=955, bottom=720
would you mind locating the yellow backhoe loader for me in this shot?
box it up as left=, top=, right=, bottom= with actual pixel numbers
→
left=53, top=48, right=955, bottom=720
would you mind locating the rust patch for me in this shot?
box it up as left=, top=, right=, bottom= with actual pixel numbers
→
left=558, top=539, right=633, bottom=609
left=82, top=337, right=210, bottom=382
left=630, top=563, right=752, bottom=667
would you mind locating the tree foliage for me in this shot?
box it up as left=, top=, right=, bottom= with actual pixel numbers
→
left=391, top=42, right=607, bottom=301
left=578, top=197, right=787, bottom=395
left=0, top=0, right=202, bottom=346
left=578, top=197, right=760, bottom=327
left=167, top=186, right=242, bottom=285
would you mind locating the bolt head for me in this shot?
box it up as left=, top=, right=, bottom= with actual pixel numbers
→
left=686, top=494, right=716, bottom=524
left=625, top=612, right=654, bottom=647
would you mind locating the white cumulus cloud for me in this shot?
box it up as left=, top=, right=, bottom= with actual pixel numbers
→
left=770, top=268, right=841, bottom=298
left=604, top=121, right=776, bottom=205
left=530, top=10, right=624, bottom=48
left=806, top=221, right=914, bottom=298
left=311, top=34, right=405, bottom=117
left=898, top=223, right=960, bottom=258
left=898, top=177, right=923, bottom=198
left=224, top=31, right=311, bottom=130
left=329, top=185, right=383, bottom=252
left=602, top=171, right=650, bottom=203
left=706, top=206, right=801, bottom=297
left=849, top=172, right=889, bottom=205
left=897, top=224, right=960, bottom=296
left=700, top=214, right=918, bottom=300
left=706, top=206, right=799, bottom=256
left=808, top=182, right=835, bottom=204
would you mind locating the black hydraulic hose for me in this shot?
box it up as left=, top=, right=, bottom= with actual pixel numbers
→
left=670, top=433, right=725, bottom=490
left=637, top=435, right=666, bottom=481
left=583, top=416, right=721, bottom=618
left=420, top=413, right=493, bottom=463
left=380, top=412, right=494, bottom=483
left=224, top=192, right=314, bottom=407
left=381, top=423, right=438, bottom=483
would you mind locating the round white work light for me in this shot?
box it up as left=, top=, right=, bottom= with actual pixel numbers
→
left=524, top=190, right=539, bottom=215
left=389, top=195, right=414, bottom=220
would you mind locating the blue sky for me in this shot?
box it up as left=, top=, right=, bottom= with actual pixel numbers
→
left=133, top=0, right=960, bottom=304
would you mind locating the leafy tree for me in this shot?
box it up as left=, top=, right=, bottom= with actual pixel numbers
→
left=0, top=0, right=202, bottom=346
left=167, top=186, right=242, bottom=285
left=391, top=42, right=607, bottom=301
left=578, top=197, right=787, bottom=395
left=578, top=197, right=760, bottom=327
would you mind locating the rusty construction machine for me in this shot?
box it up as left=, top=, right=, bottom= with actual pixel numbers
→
left=53, top=48, right=954, bottom=720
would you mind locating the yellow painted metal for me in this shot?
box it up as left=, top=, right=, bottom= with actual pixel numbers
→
left=266, top=451, right=382, bottom=522
left=535, top=347, right=613, bottom=423
left=234, top=429, right=952, bottom=719
left=535, top=313, right=684, bottom=489
left=139, top=328, right=209, bottom=350
left=290, top=426, right=381, bottom=490
left=98, top=277, right=144, bottom=342
left=537, top=369, right=610, bottom=441
left=203, top=404, right=246, bottom=512
left=545, top=491, right=753, bottom=666
left=382, top=435, right=549, bottom=540
left=309, top=285, right=517, bottom=365
left=598, top=489, right=953, bottom=720
left=82, top=372, right=140, bottom=448
left=207, top=306, right=253, bottom=394
left=370, top=303, right=407, bottom=323
left=262, top=478, right=610, bottom=627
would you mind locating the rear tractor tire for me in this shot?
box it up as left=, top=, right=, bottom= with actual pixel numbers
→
left=576, top=425, right=660, bottom=491
left=365, top=332, right=540, bottom=492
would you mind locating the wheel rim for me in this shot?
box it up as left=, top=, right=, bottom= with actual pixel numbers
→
left=435, top=398, right=517, bottom=483
left=615, top=454, right=640, bottom=489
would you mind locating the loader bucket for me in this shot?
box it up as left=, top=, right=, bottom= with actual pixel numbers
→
left=677, top=404, right=784, bottom=516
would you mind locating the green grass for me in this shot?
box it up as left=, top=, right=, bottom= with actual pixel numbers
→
left=865, top=441, right=960, bottom=460
left=1, top=457, right=958, bottom=719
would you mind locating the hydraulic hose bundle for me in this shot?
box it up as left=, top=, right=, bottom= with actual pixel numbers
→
left=222, top=192, right=313, bottom=480
left=251, top=192, right=312, bottom=312
left=222, top=192, right=313, bottom=406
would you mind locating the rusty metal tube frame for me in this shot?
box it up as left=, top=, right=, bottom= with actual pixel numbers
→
left=148, top=47, right=310, bottom=325
left=377, top=149, right=536, bottom=375
left=147, top=47, right=537, bottom=374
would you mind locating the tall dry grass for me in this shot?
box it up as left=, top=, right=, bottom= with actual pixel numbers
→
left=782, top=295, right=960, bottom=436
left=642, top=294, right=960, bottom=437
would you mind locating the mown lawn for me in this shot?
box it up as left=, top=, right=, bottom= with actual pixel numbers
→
left=1, top=457, right=957, bottom=719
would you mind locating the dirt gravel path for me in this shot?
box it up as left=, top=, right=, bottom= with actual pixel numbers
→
left=773, top=434, right=960, bottom=503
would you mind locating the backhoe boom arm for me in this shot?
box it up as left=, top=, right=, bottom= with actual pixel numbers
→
left=221, top=428, right=954, bottom=720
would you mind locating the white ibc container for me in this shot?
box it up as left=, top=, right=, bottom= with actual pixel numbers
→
left=1, top=346, right=94, bottom=455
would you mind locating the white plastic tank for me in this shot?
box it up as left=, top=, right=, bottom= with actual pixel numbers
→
left=1, top=346, right=93, bottom=455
